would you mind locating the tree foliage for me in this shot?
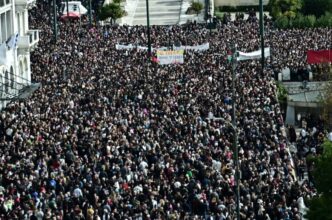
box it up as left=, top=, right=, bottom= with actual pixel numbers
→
left=316, top=12, right=332, bottom=27
left=322, top=81, right=332, bottom=128
left=270, top=0, right=332, bottom=28
left=305, top=139, right=332, bottom=220
left=99, top=3, right=126, bottom=23
left=191, top=1, right=203, bottom=15
left=301, top=0, right=332, bottom=18
left=275, top=15, right=290, bottom=28
left=276, top=82, right=288, bottom=103
left=113, top=0, right=122, bottom=5
left=269, top=0, right=302, bottom=19
left=312, top=140, right=332, bottom=194
left=275, top=12, right=332, bottom=29
left=305, top=195, right=332, bottom=220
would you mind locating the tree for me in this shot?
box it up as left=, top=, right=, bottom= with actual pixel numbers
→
left=304, top=15, right=316, bottom=27
left=316, top=12, right=332, bottom=27
left=98, top=3, right=126, bottom=23
left=275, top=14, right=290, bottom=28
left=305, top=196, right=332, bottom=220
left=322, top=81, right=332, bottom=128
left=191, top=1, right=203, bottom=16
left=305, top=139, right=332, bottom=219
left=113, top=0, right=122, bottom=5
left=268, top=0, right=302, bottom=19
left=292, top=13, right=305, bottom=28
left=302, top=0, right=332, bottom=18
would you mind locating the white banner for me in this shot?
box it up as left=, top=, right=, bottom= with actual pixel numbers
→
left=237, top=47, right=270, bottom=61
left=115, top=43, right=209, bottom=51
left=115, top=44, right=168, bottom=51
left=173, top=43, right=209, bottom=51
left=157, top=50, right=184, bottom=65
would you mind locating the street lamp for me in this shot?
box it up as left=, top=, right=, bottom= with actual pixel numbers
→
left=259, top=0, right=265, bottom=72
left=52, top=0, right=57, bottom=42
left=66, top=0, right=69, bottom=16
left=89, top=0, right=92, bottom=26
left=145, top=0, right=152, bottom=57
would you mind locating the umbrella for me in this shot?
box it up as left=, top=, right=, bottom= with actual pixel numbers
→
left=60, top=12, right=80, bottom=21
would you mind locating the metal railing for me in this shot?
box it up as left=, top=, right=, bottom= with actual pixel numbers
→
left=0, top=71, right=33, bottom=100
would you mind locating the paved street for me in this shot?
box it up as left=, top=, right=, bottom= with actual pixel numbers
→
left=132, top=0, right=181, bottom=25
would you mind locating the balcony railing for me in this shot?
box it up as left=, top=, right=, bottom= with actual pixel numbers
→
left=17, top=30, right=39, bottom=50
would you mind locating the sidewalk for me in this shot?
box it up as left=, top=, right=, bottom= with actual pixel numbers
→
left=119, top=0, right=182, bottom=26
left=119, top=0, right=140, bottom=25
left=178, top=0, right=206, bottom=24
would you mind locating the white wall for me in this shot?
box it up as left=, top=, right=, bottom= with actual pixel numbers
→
left=214, top=0, right=269, bottom=7
left=0, top=0, right=34, bottom=108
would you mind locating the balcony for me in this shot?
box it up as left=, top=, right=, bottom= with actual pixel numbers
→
left=15, top=0, right=36, bottom=11
left=17, top=30, right=39, bottom=51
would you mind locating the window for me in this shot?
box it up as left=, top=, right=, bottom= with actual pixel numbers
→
left=1, top=13, right=6, bottom=42
left=17, top=13, right=20, bottom=35
left=6, top=11, right=12, bottom=37
left=0, top=0, right=4, bottom=7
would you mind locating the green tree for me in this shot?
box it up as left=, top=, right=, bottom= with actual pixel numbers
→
left=275, top=14, right=290, bottom=28
left=113, top=0, right=122, bottom=5
left=305, top=139, right=332, bottom=219
left=269, top=0, right=302, bottom=19
left=316, top=12, right=332, bottom=27
left=292, top=13, right=305, bottom=28
left=305, top=196, right=332, bottom=220
left=276, top=82, right=288, bottom=103
left=302, top=0, right=332, bottom=18
left=269, top=0, right=282, bottom=18
left=304, top=15, right=316, bottom=27
left=99, top=3, right=126, bottom=23
left=191, top=1, right=203, bottom=15
left=322, top=81, right=332, bottom=127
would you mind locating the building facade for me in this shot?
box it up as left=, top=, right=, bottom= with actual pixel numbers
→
left=0, top=0, right=39, bottom=109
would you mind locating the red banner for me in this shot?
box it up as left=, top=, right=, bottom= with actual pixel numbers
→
left=307, top=50, right=332, bottom=64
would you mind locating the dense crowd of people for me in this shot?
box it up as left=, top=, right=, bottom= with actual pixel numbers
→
left=0, top=0, right=331, bottom=219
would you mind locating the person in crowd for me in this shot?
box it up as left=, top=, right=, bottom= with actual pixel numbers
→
left=0, top=0, right=330, bottom=219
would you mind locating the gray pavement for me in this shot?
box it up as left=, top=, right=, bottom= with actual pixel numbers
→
left=132, top=0, right=181, bottom=26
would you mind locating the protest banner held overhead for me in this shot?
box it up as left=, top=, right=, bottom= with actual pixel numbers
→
left=156, top=50, right=184, bottom=65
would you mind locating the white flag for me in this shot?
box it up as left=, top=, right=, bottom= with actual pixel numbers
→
left=237, top=47, right=270, bottom=61
left=6, top=33, right=19, bottom=49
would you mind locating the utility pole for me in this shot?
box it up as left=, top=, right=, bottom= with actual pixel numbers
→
left=53, top=0, right=57, bottom=42
left=231, top=43, right=240, bottom=220
left=48, top=0, right=52, bottom=26
left=66, top=0, right=69, bottom=16
left=259, top=0, right=265, bottom=72
left=146, top=0, right=152, bottom=57
left=89, top=0, right=92, bottom=26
